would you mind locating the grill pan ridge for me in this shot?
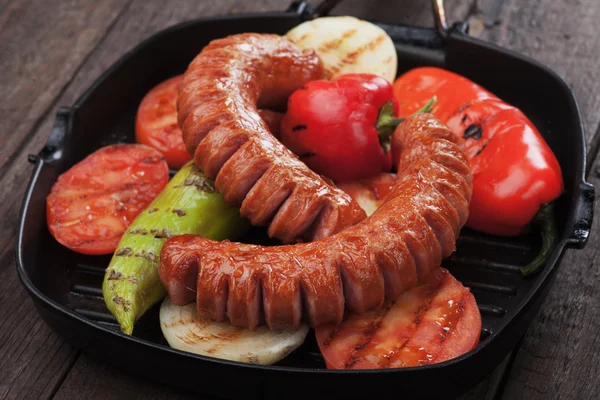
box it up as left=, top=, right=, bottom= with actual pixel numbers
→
left=16, top=2, right=594, bottom=399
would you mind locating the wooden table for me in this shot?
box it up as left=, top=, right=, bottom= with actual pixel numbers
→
left=2, top=0, right=599, bottom=398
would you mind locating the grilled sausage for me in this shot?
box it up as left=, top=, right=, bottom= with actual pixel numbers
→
left=177, top=33, right=366, bottom=244
left=159, top=114, right=473, bottom=330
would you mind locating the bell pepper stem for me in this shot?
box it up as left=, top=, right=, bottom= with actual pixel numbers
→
left=520, top=202, right=558, bottom=276
left=376, top=96, right=437, bottom=153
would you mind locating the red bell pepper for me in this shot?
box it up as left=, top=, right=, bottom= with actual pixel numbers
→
left=392, top=67, right=564, bottom=275
left=281, top=73, right=434, bottom=183
left=280, top=74, right=400, bottom=183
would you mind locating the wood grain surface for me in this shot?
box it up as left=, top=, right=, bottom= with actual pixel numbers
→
left=1, top=0, right=599, bottom=399
left=464, top=1, right=600, bottom=399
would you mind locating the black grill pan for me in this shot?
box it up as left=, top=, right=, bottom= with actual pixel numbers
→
left=16, top=1, right=595, bottom=398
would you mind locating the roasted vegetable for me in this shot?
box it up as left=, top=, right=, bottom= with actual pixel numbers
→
left=315, top=268, right=481, bottom=369
left=281, top=74, right=399, bottom=183
left=46, top=144, right=169, bottom=255
left=135, top=75, right=191, bottom=170
left=392, top=67, right=564, bottom=238
left=103, top=161, right=249, bottom=335
left=285, top=16, right=397, bottom=83
left=160, top=297, right=309, bottom=365
left=392, top=67, right=564, bottom=275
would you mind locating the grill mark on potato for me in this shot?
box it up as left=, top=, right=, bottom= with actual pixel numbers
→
left=329, top=34, right=387, bottom=75
left=316, top=28, right=358, bottom=53
left=206, top=342, right=224, bottom=354
left=162, top=317, right=196, bottom=328
left=292, top=32, right=311, bottom=45
left=178, top=330, right=208, bottom=346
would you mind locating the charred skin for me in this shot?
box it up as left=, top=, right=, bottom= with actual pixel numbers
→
left=159, top=114, right=473, bottom=331
left=177, top=33, right=366, bottom=244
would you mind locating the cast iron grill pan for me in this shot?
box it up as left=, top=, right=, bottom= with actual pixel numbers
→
left=16, top=2, right=594, bottom=399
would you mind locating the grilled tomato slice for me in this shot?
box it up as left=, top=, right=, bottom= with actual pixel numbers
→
left=46, top=143, right=169, bottom=255
left=315, top=268, right=481, bottom=369
left=135, top=75, right=191, bottom=170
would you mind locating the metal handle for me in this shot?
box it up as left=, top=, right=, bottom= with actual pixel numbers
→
left=432, top=0, right=448, bottom=38
left=28, top=107, right=72, bottom=164
left=312, top=0, right=344, bottom=17
left=289, top=0, right=464, bottom=39
left=568, top=181, right=595, bottom=248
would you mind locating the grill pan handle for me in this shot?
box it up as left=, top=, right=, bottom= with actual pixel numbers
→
left=568, top=181, right=595, bottom=248
left=28, top=107, right=72, bottom=164
left=288, top=0, right=468, bottom=38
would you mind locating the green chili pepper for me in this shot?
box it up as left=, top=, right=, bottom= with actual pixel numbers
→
left=103, top=161, right=249, bottom=335
left=520, top=202, right=558, bottom=276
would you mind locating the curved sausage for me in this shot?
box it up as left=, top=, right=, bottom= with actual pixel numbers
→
left=177, top=33, right=366, bottom=244
left=159, top=114, right=473, bottom=330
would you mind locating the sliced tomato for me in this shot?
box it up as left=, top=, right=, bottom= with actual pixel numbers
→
left=135, top=75, right=191, bottom=170
left=337, top=172, right=396, bottom=216
left=315, top=268, right=481, bottom=369
left=46, top=144, right=169, bottom=255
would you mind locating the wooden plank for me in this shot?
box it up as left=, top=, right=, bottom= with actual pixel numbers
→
left=459, top=0, right=600, bottom=399
left=459, top=351, right=517, bottom=400
left=52, top=354, right=201, bottom=400
left=0, top=0, right=130, bottom=177
left=465, top=0, right=600, bottom=144
left=497, top=162, right=600, bottom=400
left=0, top=2, right=131, bottom=399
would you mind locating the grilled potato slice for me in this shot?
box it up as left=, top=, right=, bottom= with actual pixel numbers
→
left=160, top=297, right=309, bottom=365
left=286, top=16, right=397, bottom=83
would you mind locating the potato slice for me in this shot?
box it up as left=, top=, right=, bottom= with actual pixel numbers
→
left=286, top=16, right=397, bottom=83
left=160, top=297, right=309, bottom=365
